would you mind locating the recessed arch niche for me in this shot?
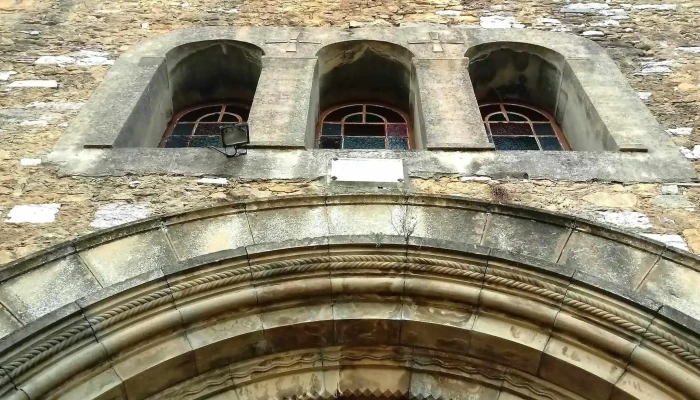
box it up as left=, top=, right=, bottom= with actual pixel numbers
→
left=113, top=40, right=264, bottom=148
left=309, top=40, right=424, bottom=149
left=465, top=42, right=616, bottom=151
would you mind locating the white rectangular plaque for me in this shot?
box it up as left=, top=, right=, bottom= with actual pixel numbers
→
left=330, top=158, right=405, bottom=184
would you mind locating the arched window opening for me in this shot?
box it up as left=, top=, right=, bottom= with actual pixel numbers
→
left=466, top=42, right=616, bottom=151
left=312, top=40, right=422, bottom=149
left=481, top=102, right=570, bottom=151
left=159, top=103, right=249, bottom=148
left=317, top=103, right=412, bottom=150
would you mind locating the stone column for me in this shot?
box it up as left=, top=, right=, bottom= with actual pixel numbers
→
left=247, top=56, right=317, bottom=148
left=413, top=58, right=493, bottom=150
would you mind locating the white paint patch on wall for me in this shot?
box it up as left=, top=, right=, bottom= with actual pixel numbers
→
left=436, top=10, right=461, bottom=16
left=5, top=204, right=61, bottom=224
left=0, top=71, right=17, bottom=81
left=640, top=234, right=689, bottom=251
left=665, top=127, right=692, bottom=136
left=596, top=211, right=653, bottom=230
left=680, top=145, right=700, bottom=160
left=20, top=158, right=42, bottom=166
left=28, top=102, right=84, bottom=112
left=8, top=80, right=58, bottom=88
left=34, top=50, right=114, bottom=67
left=197, top=177, right=230, bottom=186
left=637, top=92, right=652, bottom=101
left=90, top=204, right=149, bottom=229
left=480, top=16, right=522, bottom=28
left=560, top=3, right=610, bottom=14
left=628, top=4, right=678, bottom=11
left=677, top=47, right=700, bottom=54
left=636, top=60, right=674, bottom=76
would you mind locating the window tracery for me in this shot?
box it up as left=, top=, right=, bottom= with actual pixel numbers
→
left=480, top=102, right=570, bottom=151
left=317, top=103, right=412, bottom=150
left=159, top=103, right=250, bottom=148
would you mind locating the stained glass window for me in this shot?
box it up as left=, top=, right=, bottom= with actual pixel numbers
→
left=159, top=104, right=250, bottom=148
left=480, top=103, right=570, bottom=151
left=317, top=104, right=412, bottom=150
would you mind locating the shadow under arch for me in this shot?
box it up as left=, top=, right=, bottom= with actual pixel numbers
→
left=165, top=40, right=265, bottom=113
left=465, top=41, right=616, bottom=151
left=309, top=40, right=424, bottom=149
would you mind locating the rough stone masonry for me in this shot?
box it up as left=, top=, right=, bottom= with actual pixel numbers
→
left=0, top=0, right=699, bottom=264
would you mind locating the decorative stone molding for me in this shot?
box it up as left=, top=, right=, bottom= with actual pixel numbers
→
left=0, top=231, right=699, bottom=399
left=0, top=196, right=698, bottom=399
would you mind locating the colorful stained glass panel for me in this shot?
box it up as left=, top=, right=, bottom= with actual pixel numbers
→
left=387, top=124, right=408, bottom=137
left=164, top=135, right=189, bottom=148
left=533, top=124, right=555, bottom=136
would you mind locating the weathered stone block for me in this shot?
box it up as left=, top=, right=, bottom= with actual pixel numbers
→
left=0, top=255, right=101, bottom=323
left=247, top=206, right=329, bottom=243
left=481, top=215, right=570, bottom=262
left=560, top=231, right=659, bottom=290
left=409, top=206, right=487, bottom=245
left=79, top=229, right=177, bottom=286
left=166, top=213, right=254, bottom=260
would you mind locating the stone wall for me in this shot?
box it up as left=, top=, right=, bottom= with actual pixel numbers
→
left=1, top=0, right=699, bottom=264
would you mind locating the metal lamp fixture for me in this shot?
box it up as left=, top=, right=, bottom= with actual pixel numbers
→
left=209, top=123, right=250, bottom=157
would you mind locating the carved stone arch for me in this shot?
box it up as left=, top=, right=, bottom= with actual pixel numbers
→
left=0, top=195, right=699, bottom=400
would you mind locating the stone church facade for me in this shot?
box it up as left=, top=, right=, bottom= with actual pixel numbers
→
left=1, top=1, right=700, bottom=400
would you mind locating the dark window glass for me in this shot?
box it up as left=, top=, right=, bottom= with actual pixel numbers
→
left=190, top=136, right=223, bottom=148
left=194, top=124, right=221, bottom=136
left=533, top=123, right=555, bottom=136
left=489, top=123, right=533, bottom=136
left=493, top=136, right=540, bottom=151
left=507, top=113, right=528, bottom=122
left=507, top=105, right=549, bottom=121
left=344, top=124, right=385, bottom=136
left=172, top=124, right=194, bottom=136
left=366, top=105, right=405, bottom=122
left=221, top=113, right=241, bottom=122
left=165, top=135, right=189, bottom=148
left=388, top=136, right=408, bottom=150
left=487, top=112, right=507, bottom=122
left=479, top=103, right=569, bottom=151
left=539, top=137, right=563, bottom=151
left=200, top=113, right=220, bottom=122
left=344, top=136, right=386, bottom=149
left=322, top=124, right=342, bottom=136
left=479, top=104, right=501, bottom=119
left=318, top=103, right=411, bottom=150
left=325, top=105, right=362, bottom=122
left=365, top=113, right=384, bottom=123
left=387, top=124, right=407, bottom=137
left=319, top=136, right=342, bottom=149
left=345, top=113, right=363, bottom=123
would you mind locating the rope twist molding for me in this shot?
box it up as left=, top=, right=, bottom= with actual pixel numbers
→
left=2, top=253, right=699, bottom=385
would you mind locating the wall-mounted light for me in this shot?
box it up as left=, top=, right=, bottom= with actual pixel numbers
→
left=209, top=123, right=249, bottom=157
